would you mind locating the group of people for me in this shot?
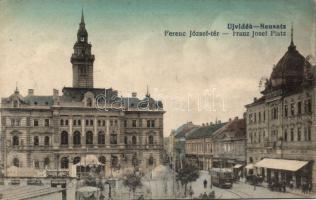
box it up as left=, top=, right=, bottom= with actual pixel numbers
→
left=301, top=181, right=313, bottom=194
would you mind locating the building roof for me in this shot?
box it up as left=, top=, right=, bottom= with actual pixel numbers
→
left=213, top=118, right=246, bottom=140
left=186, top=123, right=227, bottom=140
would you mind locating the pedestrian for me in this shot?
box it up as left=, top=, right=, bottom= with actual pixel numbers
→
left=203, top=179, right=207, bottom=188
left=308, top=182, right=312, bottom=194
left=282, top=180, right=286, bottom=193
left=253, top=175, right=257, bottom=191
left=189, top=186, right=194, bottom=199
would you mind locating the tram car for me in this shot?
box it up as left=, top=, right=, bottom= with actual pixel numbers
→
left=210, top=168, right=233, bottom=188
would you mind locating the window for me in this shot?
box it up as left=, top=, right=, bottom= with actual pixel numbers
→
left=124, top=120, right=127, bottom=127
left=297, top=127, right=301, bottom=141
left=12, top=135, right=19, bottom=146
left=45, top=119, right=49, bottom=127
left=87, top=98, right=92, bottom=107
left=98, top=120, right=101, bottom=126
left=13, top=158, right=20, bottom=167
left=78, top=120, right=81, bottom=126
left=132, top=136, right=137, bottom=145
left=263, top=111, right=266, bottom=122
left=13, top=100, right=18, bottom=108
left=60, top=119, right=64, bottom=126
left=114, top=120, right=118, bottom=126
left=34, top=161, right=40, bottom=169
left=61, top=157, right=69, bottom=169
left=258, top=112, right=261, bottom=123
left=284, top=130, right=288, bottom=142
left=111, top=156, right=118, bottom=167
left=65, top=120, right=69, bottom=126
left=147, top=120, right=155, bottom=127
left=290, top=128, right=294, bottom=141
left=44, top=136, right=50, bottom=146
left=44, top=157, right=50, bottom=167
left=124, top=136, right=128, bottom=145
left=110, top=120, right=113, bottom=126
left=86, top=120, right=89, bottom=126
left=73, top=120, right=77, bottom=126
left=98, top=131, right=105, bottom=145
left=290, top=103, right=295, bottom=116
left=308, top=126, right=311, bottom=141
left=254, top=113, right=257, bottom=123
left=102, top=120, right=105, bottom=126
left=90, top=120, right=93, bottom=126
left=34, top=119, right=39, bottom=127
left=132, top=120, right=137, bottom=127
left=297, top=102, right=302, bottom=115
left=149, top=135, right=154, bottom=144
left=284, top=104, right=288, bottom=117
left=73, top=131, right=81, bottom=145
left=151, top=120, right=155, bottom=127
left=34, top=136, right=39, bottom=146
left=110, top=134, right=117, bottom=144
left=148, top=156, right=154, bottom=166
left=61, top=131, right=69, bottom=145
left=86, top=131, right=93, bottom=145
left=73, top=157, right=81, bottom=165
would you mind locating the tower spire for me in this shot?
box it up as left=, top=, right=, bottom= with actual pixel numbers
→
left=81, top=8, right=85, bottom=24
left=288, top=23, right=296, bottom=51
left=146, top=85, right=150, bottom=97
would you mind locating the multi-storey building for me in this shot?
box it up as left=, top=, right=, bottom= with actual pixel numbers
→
left=0, top=11, right=164, bottom=178
left=245, top=29, right=316, bottom=190
left=185, top=121, right=226, bottom=170
left=212, top=117, right=246, bottom=169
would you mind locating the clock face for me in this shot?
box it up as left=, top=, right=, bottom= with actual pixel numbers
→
left=80, top=37, right=85, bottom=42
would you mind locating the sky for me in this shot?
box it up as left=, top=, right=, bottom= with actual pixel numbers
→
left=0, top=0, right=315, bottom=136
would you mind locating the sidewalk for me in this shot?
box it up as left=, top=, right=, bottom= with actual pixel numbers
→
left=243, top=180, right=316, bottom=198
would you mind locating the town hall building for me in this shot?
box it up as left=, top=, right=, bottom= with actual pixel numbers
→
left=0, top=11, right=165, bottom=178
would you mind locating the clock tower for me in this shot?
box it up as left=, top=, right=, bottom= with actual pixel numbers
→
left=71, top=9, right=95, bottom=88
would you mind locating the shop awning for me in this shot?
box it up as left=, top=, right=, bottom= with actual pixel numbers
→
left=254, top=158, right=308, bottom=172
left=245, top=163, right=254, bottom=169
left=233, top=164, right=243, bottom=169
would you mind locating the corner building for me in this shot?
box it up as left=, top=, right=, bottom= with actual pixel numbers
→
left=0, top=11, right=165, bottom=178
left=245, top=30, right=316, bottom=190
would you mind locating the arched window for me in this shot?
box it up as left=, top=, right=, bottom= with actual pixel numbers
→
left=34, top=136, right=39, bottom=146
left=86, top=131, right=93, bottom=145
left=87, top=98, right=92, bottom=107
left=73, top=131, right=81, bottom=145
left=44, top=157, right=50, bottom=167
left=99, top=156, right=106, bottom=164
left=61, top=157, right=69, bottom=169
left=13, top=158, right=20, bottom=167
left=44, top=136, right=50, bottom=146
left=61, top=131, right=68, bottom=145
left=98, top=131, right=105, bottom=145
left=124, top=136, right=128, bottom=145
left=12, top=135, right=19, bottom=146
left=132, top=136, right=137, bottom=145
left=73, top=157, right=81, bottom=165
left=148, top=156, right=154, bottom=166
left=148, top=135, right=154, bottom=145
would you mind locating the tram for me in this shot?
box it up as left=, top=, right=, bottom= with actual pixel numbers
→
left=210, top=168, right=233, bottom=188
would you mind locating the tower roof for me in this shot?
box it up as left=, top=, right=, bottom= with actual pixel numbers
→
left=269, top=25, right=305, bottom=90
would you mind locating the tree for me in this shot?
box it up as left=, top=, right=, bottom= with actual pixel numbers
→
left=176, top=161, right=200, bottom=197
left=123, top=173, right=143, bottom=199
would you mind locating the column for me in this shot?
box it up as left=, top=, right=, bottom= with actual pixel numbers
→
left=93, top=116, right=97, bottom=147
left=69, top=116, right=73, bottom=148
left=81, top=117, right=86, bottom=148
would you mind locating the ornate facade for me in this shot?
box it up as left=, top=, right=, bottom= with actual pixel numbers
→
left=0, top=11, right=165, bottom=178
left=245, top=28, right=316, bottom=190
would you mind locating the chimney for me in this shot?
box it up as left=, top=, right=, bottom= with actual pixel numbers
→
left=132, top=92, right=137, bottom=98
left=28, top=89, right=34, bottom=96
left=53, top=89, right=59, bottom=105
left=202, top=123, right=205, bottom=126
left=234, top=116, right=239, bottom=120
